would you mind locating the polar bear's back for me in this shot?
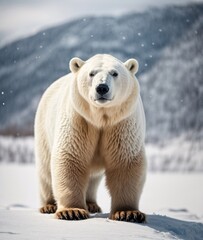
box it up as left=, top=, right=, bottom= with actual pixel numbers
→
left=35, top=74, right=71, bottom=149
left=38, top=74, right=70, bottom=109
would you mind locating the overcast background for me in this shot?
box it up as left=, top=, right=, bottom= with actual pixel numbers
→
left=0, top=0, right=202, bottom=46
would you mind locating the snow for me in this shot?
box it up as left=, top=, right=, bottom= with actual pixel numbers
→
left=146, top=136, right=203, bottom=172
left=1, top=208, right=203, bottom=240
left=0, top=136, right=34, bottom=164
left=0, top=164, right=203, bottom=239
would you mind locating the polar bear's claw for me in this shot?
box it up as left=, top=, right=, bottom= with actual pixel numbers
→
left=86, top=202, right=102, bottom=213
left=40, top=204, right=57, bottom=214
left=56, top=208, right=89, bottom=220
left=111, top=210, right=146, bottom=223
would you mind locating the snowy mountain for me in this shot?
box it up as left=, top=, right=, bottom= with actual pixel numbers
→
left=0, top=4, right=202, bottom=143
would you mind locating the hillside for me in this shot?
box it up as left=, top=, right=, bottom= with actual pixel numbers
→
left=0, top=4, right=202, bottom=143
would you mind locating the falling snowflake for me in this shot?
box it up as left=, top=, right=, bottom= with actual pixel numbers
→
left=137, top=32, right=141, bottom=36
left=141, top=43, right=145, bottom=47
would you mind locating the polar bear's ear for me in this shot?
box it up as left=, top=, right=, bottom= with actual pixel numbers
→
left=124, top=59, right=139, bottom=74
left=69, top=57, right=85, bottom=73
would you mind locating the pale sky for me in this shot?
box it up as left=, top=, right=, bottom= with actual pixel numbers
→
left=0, top=0, right=202, bottom=46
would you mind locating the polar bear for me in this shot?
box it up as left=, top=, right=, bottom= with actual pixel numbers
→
left=35, top=54, right=147, bottom=222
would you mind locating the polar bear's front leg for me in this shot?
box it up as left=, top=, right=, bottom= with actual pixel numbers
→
left=106, top=149, right=147, bottom=223
left=51, top=149, right=90, bottom=220
left=50, top=114, right=99, bottom=220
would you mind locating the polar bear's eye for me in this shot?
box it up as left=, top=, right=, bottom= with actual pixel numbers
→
left=89, top=71, right=95, bottom=77
left=111, top=71, right=118, bottom=77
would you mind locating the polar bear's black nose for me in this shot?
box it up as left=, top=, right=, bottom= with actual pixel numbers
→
left=96, top=84, right=109, bottom=96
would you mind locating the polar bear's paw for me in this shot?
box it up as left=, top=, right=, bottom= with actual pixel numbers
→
left=40, top=204, right=57, bottom=214
left=86, top=202, right=102, bottom=213
left=111, top=210, right=146, bottom=223
left=56, top=208, right=89, bottom=220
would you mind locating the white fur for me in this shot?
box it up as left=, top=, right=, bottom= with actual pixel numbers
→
left=35, top=54, right=147, bottom=221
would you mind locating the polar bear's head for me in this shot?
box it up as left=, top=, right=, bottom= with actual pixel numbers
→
left=69, top=54, right=139, bottom=108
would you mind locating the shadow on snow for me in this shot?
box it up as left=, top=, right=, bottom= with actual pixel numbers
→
left=93, top=212, right=203, bottom=240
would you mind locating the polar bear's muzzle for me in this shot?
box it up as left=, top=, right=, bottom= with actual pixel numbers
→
left=90, top=83, right=113, bottom=105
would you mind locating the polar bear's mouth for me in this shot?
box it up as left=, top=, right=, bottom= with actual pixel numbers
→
left=95, top=97, right=112, bottom=104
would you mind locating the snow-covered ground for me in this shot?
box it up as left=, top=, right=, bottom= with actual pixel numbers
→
left=1, top=207, right=203, bottom=240
left=0, top=164, right=203, bottom=239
